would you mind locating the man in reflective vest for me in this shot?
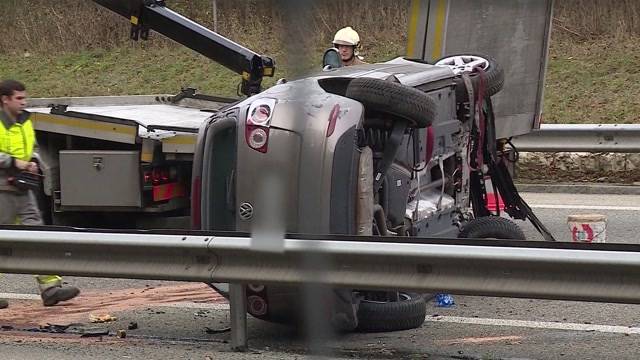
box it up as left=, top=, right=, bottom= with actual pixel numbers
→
left=0, top=79, right=80, bottom=309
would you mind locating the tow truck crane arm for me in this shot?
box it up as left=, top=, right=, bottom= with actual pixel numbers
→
left=91, top=0, right=275, bottom=95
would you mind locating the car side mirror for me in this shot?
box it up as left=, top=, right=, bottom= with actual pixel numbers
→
left=322, top=48, right=342, bottom=70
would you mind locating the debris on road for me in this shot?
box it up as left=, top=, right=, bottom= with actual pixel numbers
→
left=26, top=323, right=74, bottom=334
left=205, top=326, right=231, bottom=334
left=435, top=294, right=455, bottom=308
left=0, top=283, right=225, bottom=328
left=90, top=314, right=118, bottom=323
left=42, top=324, right=70, bottom=333
left=441, top=335, right=525, bottom=346
left=80, top=327, right=110, bottom=337
left=194, top=310, right=212, bottom=317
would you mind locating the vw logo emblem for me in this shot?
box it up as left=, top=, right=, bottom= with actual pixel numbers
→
left=239, top=202, right=254, bottom=220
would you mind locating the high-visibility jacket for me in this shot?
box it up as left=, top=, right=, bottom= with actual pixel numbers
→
left=0, top=110, right=36, bottom=190
left=0, top=111, right=35, bottom=161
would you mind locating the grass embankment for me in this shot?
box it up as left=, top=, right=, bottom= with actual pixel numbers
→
left=2, top=36, right=640, bottom=124
left=544, top=37, right=640, bottom=123
left=2, top=0, right=640, bottom=123
left=0, top=47, right=245, bottom=98
left=0, top=0, right=407, bottom=98
left=0, top=41, right=404, bottom=98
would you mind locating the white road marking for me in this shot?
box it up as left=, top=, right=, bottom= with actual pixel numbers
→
left=163, top=302, right=229, bottom=310
left=429, top=316, right=640, bottom=335
left=529, top=204, right=640, bottom=211
left=0, top=293, right=40, bottom=300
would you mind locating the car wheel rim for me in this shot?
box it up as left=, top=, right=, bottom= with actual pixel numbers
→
left=435, top=55, right=490, bottom=75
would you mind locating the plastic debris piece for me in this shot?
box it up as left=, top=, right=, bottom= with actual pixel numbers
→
left=80, top=328, right=110, bottom=337
left=89, top=314, right=118, bottom=323
left=42, top=324, right=70, bottom=333
left=205, top=326, right=231, bottom=334
left=434, top=293, right=455, bottom=307
left=25, top=324, right=71, bottom=334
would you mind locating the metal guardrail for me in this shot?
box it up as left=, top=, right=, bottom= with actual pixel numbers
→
left=3, top=227, right=640, bottom=349
left=2, top=229, right=640, bottom=304
left=511, top=124, right=640, bottom=153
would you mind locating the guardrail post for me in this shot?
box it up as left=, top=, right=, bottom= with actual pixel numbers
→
left=229, top=283, right=248, bottom=351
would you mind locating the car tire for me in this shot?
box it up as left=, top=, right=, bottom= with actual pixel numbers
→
left=458, top=216, right=526, bottom=240
left=434, top=53, right=504, bottom=102
left=356, top=292, right=427, bottom=332
left=346, top=77, right=436, bottom=128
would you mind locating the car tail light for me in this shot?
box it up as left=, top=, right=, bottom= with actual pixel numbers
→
left=144, top=171, right=152, bottom=184
left=144, top=166, right=177, bottom=186
left=247, top=295, right=268, bottom=316
left=246, top=126, right=269, bottom=150
left=245, top=99, right=276, bottom=153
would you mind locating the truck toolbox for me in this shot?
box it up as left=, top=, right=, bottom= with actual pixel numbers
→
left=59, top=150, right=142, bottom=208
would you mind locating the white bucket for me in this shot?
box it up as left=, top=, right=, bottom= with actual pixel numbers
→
left=567, top=214, right=607, bottom=243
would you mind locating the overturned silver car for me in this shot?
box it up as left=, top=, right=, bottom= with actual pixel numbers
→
left=191, top=53, right=553, bottom=331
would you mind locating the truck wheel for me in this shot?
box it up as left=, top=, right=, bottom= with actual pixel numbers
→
left=434, top=53, right=504, bottom=102
left=458, top=216, right=525, bottom=240
left=346, top=78, right=436, bottom=128
left=356, top=292, right=427, bottom=332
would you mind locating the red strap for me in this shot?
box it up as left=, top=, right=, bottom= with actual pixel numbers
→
left=425, top=126, right=434, bottom=162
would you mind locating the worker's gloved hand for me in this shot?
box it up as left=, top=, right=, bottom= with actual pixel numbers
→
left=14, top=159, right=38, bottom=172
left=26, top=162, right=39, bottom=173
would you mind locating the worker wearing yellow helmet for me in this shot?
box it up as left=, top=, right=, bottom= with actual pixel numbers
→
left=333, top=27, right=367, bottom=66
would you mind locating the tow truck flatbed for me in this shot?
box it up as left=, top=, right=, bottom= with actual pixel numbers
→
left=28, top=92, right=235, bottom=154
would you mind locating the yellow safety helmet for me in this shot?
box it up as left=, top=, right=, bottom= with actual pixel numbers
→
left=333, top=26, right=360, bottom=48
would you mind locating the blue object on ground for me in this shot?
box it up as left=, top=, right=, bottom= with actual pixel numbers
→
left=435, top=293, right=455, bottom=307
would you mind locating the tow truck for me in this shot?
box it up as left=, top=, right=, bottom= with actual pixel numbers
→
left=31, top=0, right=273, bottom=228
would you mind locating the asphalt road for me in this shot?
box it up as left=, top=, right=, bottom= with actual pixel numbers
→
left=2, top=191, right=640, bottom=359
left=518, top=192, right=640, bottom=243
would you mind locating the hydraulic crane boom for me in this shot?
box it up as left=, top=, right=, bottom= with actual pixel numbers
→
left=92, top=0, right=275, bottom=95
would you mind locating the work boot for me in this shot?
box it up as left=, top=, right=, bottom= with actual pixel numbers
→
left=41, top=285, right=80, bottom=307
left=0, top=299, right=8, bottom=309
